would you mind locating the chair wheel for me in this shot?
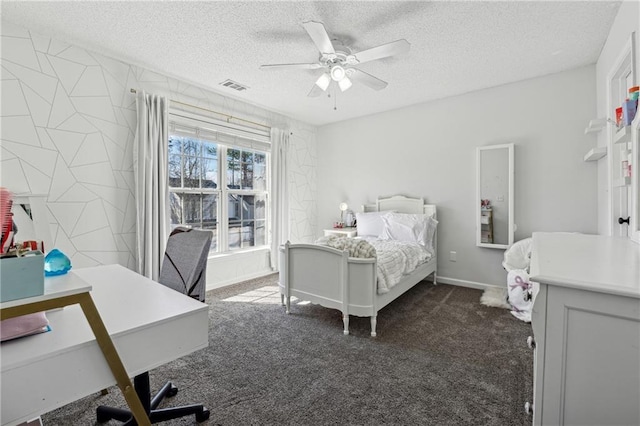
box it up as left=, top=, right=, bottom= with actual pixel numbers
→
left=196, top=409, right=210, bottom=423
left=167, top=384, right=179, bottom=397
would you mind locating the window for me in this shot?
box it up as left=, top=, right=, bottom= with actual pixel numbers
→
left=168, top=135, right=269, bottom=253
left=226, top=148, right=268, bottom=250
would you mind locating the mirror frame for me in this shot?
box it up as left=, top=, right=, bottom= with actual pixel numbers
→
left=476, top=143, right=515, bottom=249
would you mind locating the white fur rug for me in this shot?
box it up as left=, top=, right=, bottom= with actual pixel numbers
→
left=480, top=287, right=511, bottom=309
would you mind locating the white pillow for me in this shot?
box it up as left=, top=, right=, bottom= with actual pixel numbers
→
left=355, top=210, right=395, bottom=237
left=380, top=213, right=438, bottom=255
left=424, top=216, right=438, bottom=256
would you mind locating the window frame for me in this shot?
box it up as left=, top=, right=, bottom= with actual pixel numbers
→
left=168, top=124, right=270, bottom=255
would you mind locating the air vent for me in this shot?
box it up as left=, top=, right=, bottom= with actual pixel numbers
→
left=220, top=79, right=249, bottom=92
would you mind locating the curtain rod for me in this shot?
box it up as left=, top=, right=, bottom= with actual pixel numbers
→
left=130, top=88, right=271, bottom=131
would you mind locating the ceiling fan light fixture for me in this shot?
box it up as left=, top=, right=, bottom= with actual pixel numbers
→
left=315, top=73, right=331, bottom=91
left=330, top=65, right=346, bottom=81
left=338, top=76, right=353, bottom=92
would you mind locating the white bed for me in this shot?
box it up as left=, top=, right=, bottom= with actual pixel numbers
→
left=278, top=195, right=437, bottom=337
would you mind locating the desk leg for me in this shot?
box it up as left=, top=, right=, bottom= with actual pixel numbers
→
left=78, top=293, right=151, bottom=426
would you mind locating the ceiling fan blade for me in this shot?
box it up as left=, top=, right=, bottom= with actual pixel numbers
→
left=352, top=39, right=410, bottom=64
left=349, top=69, right=388, bottom=91
left=302, top=21, right=335, bottom=55
left=307, top=83, right=324, bottom=97
left=260, top=63, right=323, bottom=70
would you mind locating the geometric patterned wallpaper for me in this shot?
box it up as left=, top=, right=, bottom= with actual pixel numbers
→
left=0, top=20, right=317, bottom=273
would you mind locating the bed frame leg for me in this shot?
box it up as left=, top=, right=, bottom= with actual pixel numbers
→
left=433, top=272, right=438, bottom=285
left=342, top=314, right=349, bottom=335
left=370, top=316, right=377, bottom=337
left=280, top=293, right=285, bottom=306
left=285, top=296, right=291, bottom=314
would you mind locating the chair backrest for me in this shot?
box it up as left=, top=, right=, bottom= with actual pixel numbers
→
left=159, top=227, right=212, bottom=302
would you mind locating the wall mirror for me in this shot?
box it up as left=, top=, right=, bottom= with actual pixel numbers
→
left=476, top=143, right=514, bottom=249
left=10, top=194, right=53, bottom=251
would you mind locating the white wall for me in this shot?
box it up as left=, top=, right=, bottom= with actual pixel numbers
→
left=595, top=0, right=640, bottom=235
left=0, top=21, right=318, bottom=289
left=317, top=66, right=598, bottom=287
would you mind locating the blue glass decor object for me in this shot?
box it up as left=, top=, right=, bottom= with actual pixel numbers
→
left=44, top=248, right=72, bottom=276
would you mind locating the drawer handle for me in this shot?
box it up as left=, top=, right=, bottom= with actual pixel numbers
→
left=524, top=290, right=533, bottom=302
left=527, top=336, right=536, bottom=349
left=524, top=401, right=533, bottom=415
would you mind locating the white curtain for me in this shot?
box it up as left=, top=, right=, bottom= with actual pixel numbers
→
left=134, top=91, right=169, bottom=280
left=270, top=128, right=290, bottom=271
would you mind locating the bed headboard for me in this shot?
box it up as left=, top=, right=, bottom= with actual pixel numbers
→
left=362, top=195, right=437, bottom=219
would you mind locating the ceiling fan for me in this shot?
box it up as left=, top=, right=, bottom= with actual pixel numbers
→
left=260, top=21, right=410, bottom=97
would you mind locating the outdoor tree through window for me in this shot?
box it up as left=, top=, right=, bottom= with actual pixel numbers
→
left=168, top=135, right=269, bottom=253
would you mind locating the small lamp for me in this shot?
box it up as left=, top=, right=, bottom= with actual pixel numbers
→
left=339, top=202, right=348, bottom=224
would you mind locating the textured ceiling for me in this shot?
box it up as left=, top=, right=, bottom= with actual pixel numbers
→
left=1, top=1, right=621, bottom=126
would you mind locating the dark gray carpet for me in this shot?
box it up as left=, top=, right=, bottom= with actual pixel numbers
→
left=42, top=275, right=533, bottom=425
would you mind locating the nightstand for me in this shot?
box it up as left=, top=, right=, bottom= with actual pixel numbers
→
left=324, top=227, right=357, bottom=238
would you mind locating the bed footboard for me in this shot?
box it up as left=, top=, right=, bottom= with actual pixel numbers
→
left=279, top=242, right=377, bottom=335
left=279, top=242, right=436, bottom=337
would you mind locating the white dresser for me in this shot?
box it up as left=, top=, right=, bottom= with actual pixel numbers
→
left=528, top=232, right=640, bottom=426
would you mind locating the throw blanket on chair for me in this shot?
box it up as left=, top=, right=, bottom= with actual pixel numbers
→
left=316, top=235, right=377, bottom=258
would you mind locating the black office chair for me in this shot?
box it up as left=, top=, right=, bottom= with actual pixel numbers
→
left=97, top=227, right=213, bottom=425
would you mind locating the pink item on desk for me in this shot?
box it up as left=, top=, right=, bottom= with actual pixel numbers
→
left=1, top=187, right=14, bottom=253
left=0, top=312, right=50, bottom=342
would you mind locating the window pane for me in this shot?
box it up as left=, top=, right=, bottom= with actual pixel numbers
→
left=183, top=194, right=201, bottom=226
left=228, top=220, right=241, bottom=250
left=241, top=162, right=253, bottom=189
left=183, top=156, right=201, bottom=188
left=202, top=142, right=217, bottom=159
left=202, top=194, right=217, bottom=226
left=241, top=151, right=253, bottom=163
left=228, top=194, right=241, bottom=221
left=254, top=220, right=266, bottom=246
left=241, top=221, right=254, bottom=248
left=254, top=153, right=266, bottom=191
left=241, top=195, right=255, bottom=220
left=169, top=192, right=183, bottom=226
left=227, top=149, right=241, bottom=189
left=228, top=194, right=262, bottom=250
left=227, top=161, right=240, bottom=189
left=228, top=148, right=240, bottom=161
left=183, top=139, right=201, bottom=156
left=202, top=194, right=217, bottom=251
left=168, top=137, right=181, bottom=156
left=201, top=157, right=217, bottom=188
left=168, top=154, right=182, bottom=188
left=255, top=195, right=266, bottom=220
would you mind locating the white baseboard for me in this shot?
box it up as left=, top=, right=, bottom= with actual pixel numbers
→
left=434, top=276, right=504, bottom=291
left=206, top=269, right=274, bottom=291
left=208, top=272, right=503, bottom=293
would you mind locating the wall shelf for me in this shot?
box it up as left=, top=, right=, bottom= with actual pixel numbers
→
left=613, top=176, right=631, bottom=187
left=584, top=118, right=607, bottom=134
left=614, top=125, right=632, bottom=144
left=583, top=147, right=607, bottom=162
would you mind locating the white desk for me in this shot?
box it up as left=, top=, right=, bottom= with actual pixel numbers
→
left=1, top=264, right=209, bottom=426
